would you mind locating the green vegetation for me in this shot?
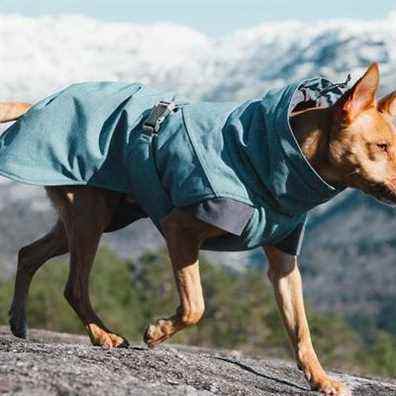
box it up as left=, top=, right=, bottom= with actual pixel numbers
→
left=0, top=247, right=395, bottom=377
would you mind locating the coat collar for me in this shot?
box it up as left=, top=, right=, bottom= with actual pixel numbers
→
left=265, top=78, right=342, bottom=200
left=239, top=77, right=347, bottom=216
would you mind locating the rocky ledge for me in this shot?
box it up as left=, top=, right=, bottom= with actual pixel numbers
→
left=0, top=327, right=395, bottom=395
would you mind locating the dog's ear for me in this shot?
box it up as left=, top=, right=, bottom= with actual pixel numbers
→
left=378, top=91, right=396, bottom=117
left=337, top=63, right=380, bottom=121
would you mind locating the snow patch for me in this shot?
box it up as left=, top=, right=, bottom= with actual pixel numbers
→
left=1, top=13, right=396, bottom=104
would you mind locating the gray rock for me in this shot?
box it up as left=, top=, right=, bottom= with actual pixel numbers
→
left=0, top=327, right=395, bottom=395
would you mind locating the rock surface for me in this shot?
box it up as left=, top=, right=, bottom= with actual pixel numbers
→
left=0, top=327, right=395, bottom=395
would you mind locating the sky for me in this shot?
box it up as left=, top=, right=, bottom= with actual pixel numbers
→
left=0, top=0, right=395, bottom=36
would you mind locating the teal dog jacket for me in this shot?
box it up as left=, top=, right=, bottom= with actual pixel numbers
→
left=0, top=78, right=345, bottom=251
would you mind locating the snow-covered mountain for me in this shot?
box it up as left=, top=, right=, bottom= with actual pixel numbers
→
left=1, top=12, right=396, bottom=105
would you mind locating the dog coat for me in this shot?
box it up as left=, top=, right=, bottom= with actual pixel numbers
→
left=0, top=78, right=346, bottom=251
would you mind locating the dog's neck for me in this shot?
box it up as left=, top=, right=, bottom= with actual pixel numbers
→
left=290, top=107, right=342, bottom=186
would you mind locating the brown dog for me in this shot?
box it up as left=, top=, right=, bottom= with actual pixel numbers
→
left=2, top=63, right=396, bottom=396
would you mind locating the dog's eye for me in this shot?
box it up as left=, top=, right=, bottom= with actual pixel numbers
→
left=376, top=142, right=389, bottom=152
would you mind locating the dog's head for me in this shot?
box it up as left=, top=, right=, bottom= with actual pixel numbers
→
left=328, top=63, right=396, bottom=205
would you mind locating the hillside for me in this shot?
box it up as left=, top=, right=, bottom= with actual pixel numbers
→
left=0, top=327, right=395, bottom=395
left=302, top=191, right=396, bottom=318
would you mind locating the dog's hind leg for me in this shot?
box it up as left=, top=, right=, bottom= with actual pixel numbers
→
left=49, top=186, right=128, bottom=348
left=9, top=221, right=68, bottom=338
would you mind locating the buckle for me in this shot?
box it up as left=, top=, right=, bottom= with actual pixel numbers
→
left=143, top=101, right=176, bottom=135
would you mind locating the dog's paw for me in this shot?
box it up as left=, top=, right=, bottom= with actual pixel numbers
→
left=99, top=333, right=129, bottom=349
left=87, top=324, right=129, bottom=349
left=93, top=333, right=129, bottom=349
left=9, top=308, right=28, bottom=339
left=143, top=319, right=173, bottom=348
left=312, top=376, right=351, bottom=396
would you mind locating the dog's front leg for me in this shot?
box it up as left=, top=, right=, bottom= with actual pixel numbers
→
left=264, top=246, right=350, bottom=396
left=144, top=209, right=224, bottom=348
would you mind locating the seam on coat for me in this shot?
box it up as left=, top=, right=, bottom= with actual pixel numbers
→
left=181, top=106, right=219, bottom=198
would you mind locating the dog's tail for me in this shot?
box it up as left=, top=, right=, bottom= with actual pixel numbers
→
left=0, top=102, right=31, bottom=123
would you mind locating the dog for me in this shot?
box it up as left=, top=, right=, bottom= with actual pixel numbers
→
left=1, top=63, right=396, bottom=396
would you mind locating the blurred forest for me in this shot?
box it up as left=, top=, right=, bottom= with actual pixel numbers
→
left=1, top=247, right=395, bottom=378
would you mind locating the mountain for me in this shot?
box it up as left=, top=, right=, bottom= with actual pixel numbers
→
left=1, top=13, right=396, bottom=328
left=1, top=12, right=396, bottom=104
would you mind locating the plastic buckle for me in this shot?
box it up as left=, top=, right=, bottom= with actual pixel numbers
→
left=143, top=101, right=176, bottom=135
